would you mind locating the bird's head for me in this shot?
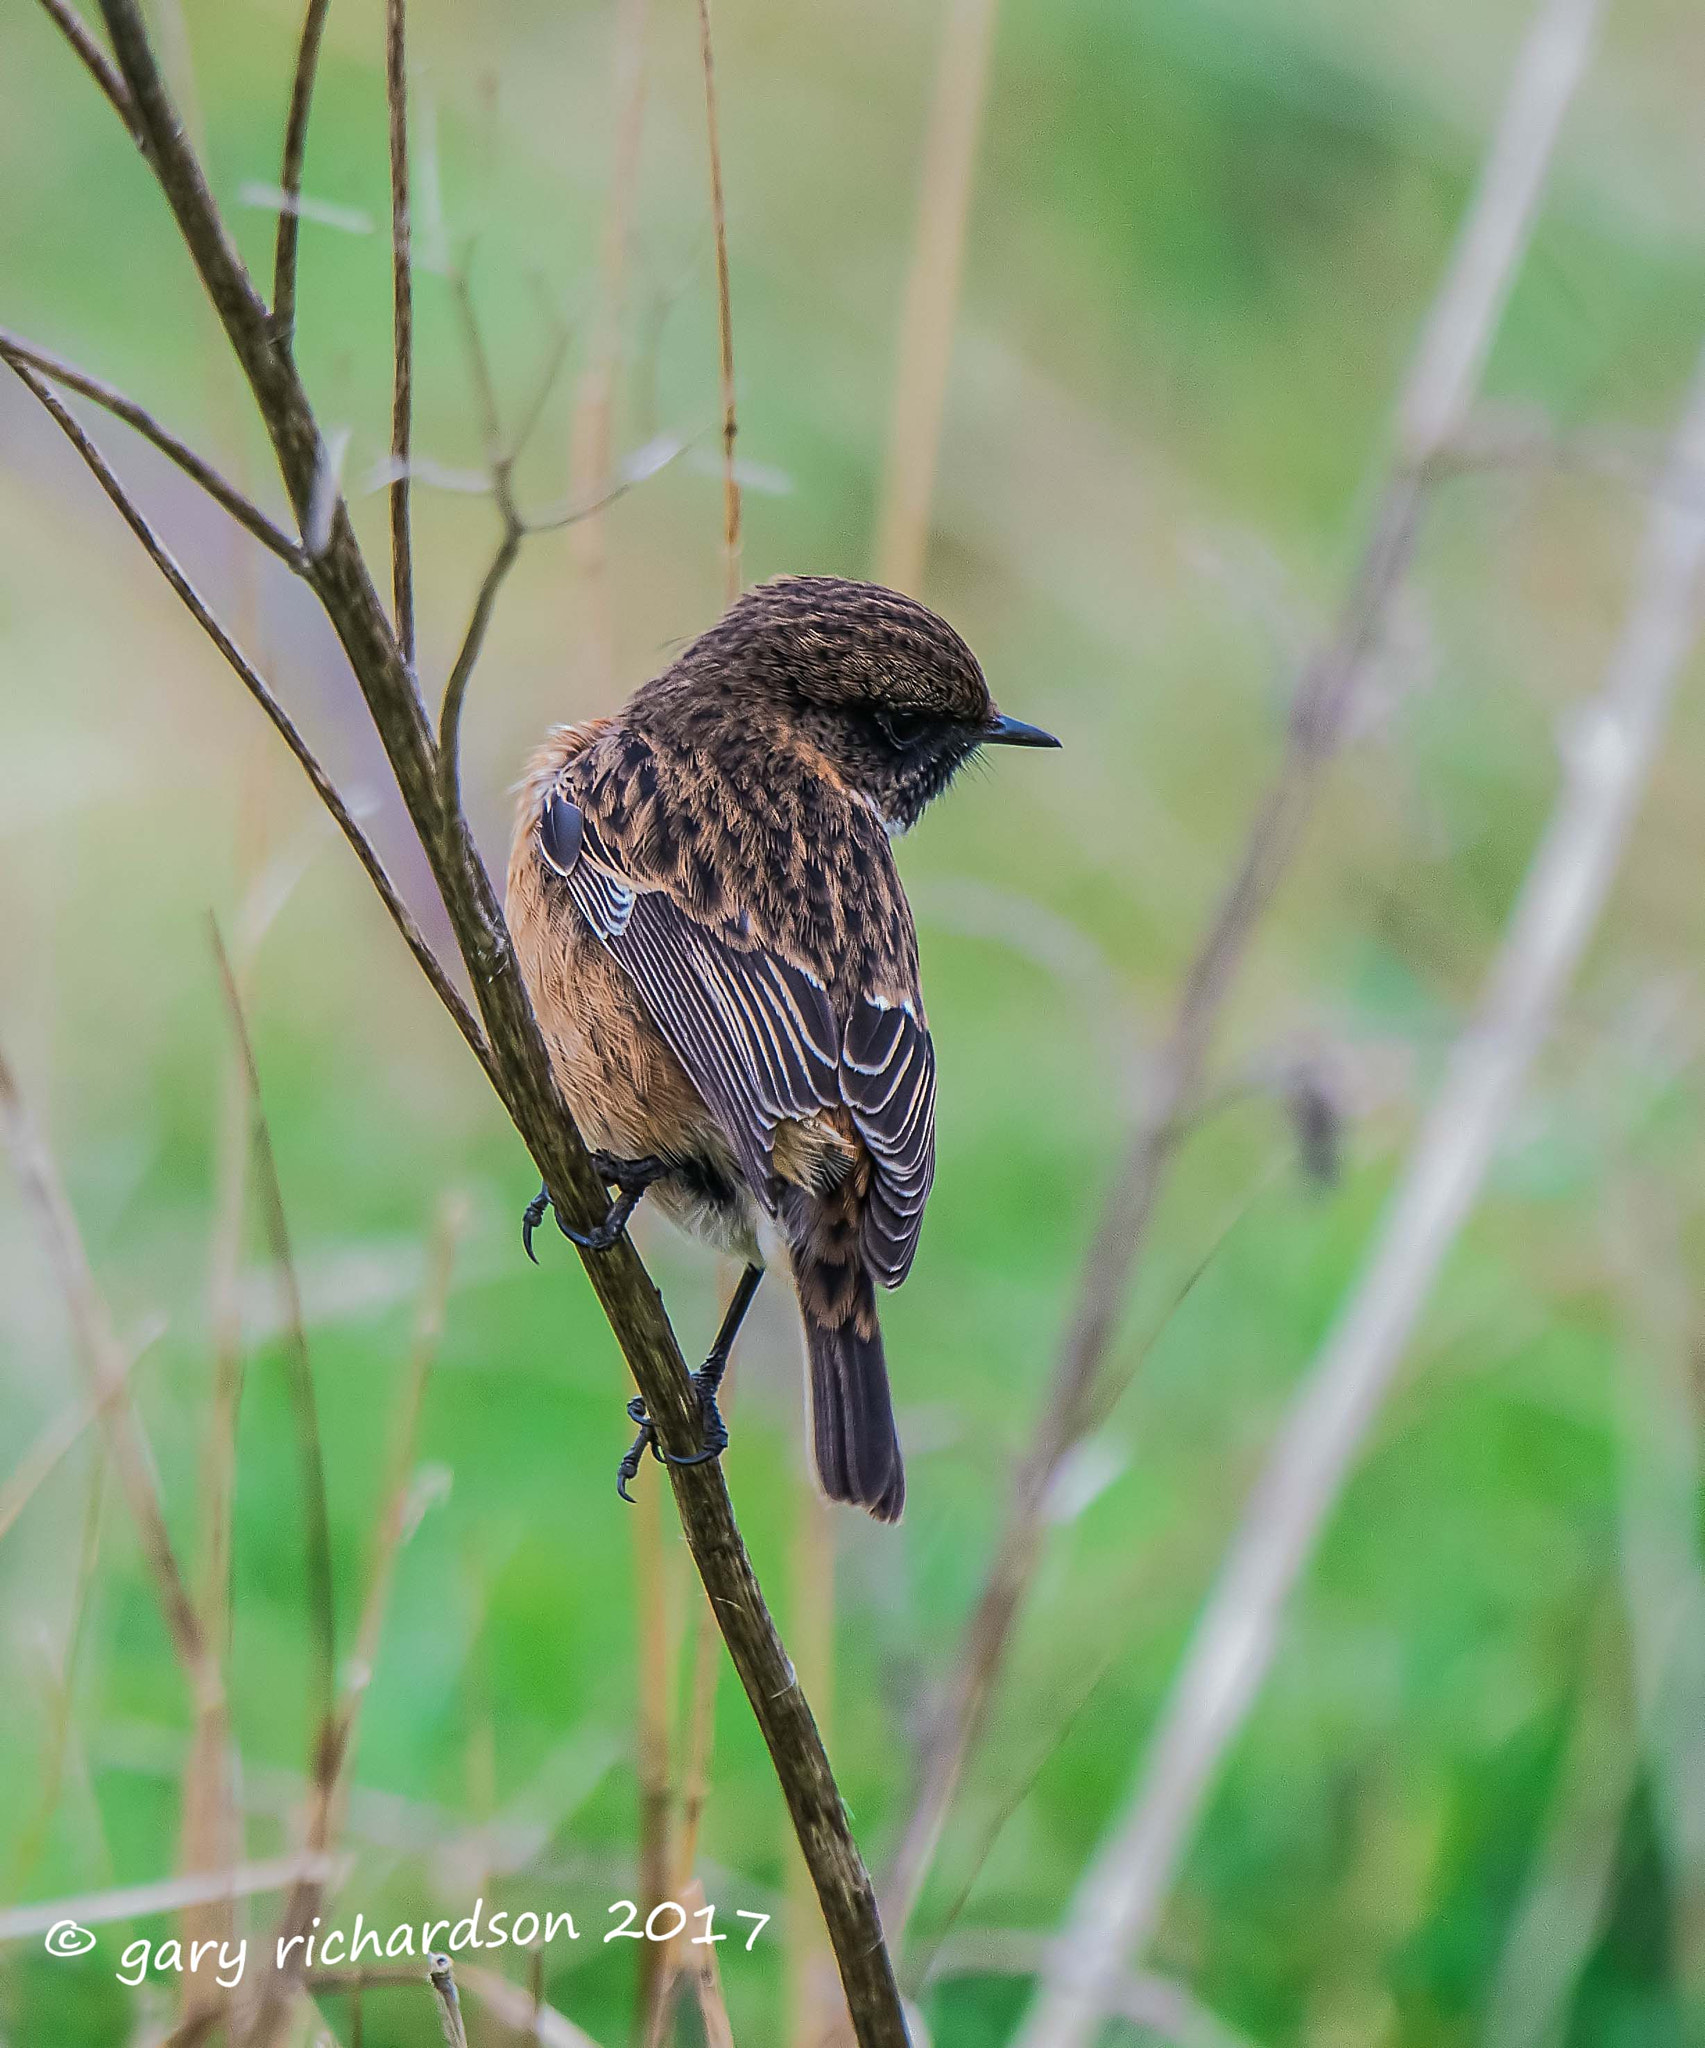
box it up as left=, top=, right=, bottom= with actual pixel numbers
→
left=662, top=575, right=1059, bottom=832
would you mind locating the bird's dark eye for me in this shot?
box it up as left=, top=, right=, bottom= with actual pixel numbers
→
left=876, top=709, right=927, bottom=750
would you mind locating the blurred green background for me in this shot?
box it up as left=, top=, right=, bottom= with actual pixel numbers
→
left=6, top=0, right=1705, bottom=2042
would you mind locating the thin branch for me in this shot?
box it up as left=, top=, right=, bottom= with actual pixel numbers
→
left=694, top=0, right=740, bottom=602
left=386, top=0, right=415, bottom=661
left=271, top=0, right=333, bottom=349
left=872, top=0, right=998, bottom=594
left=0, top=1042, right=221, bottom=1716
left=0, top=327, right=305, bottom=569
left=436, top=278, right=656, bottom=818
left=879, top=0, right=1602, bottom=1949
left=1013, top=328, right=1705, bottom=2048
left=34, top=0, right=141, bottom=144
left=6, top=360, right=491, bottom=1080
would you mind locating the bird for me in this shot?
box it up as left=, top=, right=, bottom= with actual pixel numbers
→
left=505, top=575, right=1059, bottom=1521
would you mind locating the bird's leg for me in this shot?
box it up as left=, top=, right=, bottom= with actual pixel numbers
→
left=616, top=1265, right=765, bottom=1498
left=662, top=1263, right=764, bottom=1469
left=521, top=1154, right=670, bottom=1261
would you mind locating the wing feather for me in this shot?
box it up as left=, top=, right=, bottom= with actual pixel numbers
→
left=536, top=752, right=935, bottom=1280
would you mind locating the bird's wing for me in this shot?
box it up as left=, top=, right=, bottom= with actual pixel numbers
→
left=538, top=734, right=935, bottom=1284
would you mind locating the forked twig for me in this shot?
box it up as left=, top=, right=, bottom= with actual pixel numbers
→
left=35, top=0, right=140, bottom=143
left=1014, top=323, right=1705, bottom=2048
left=5, top=360, right=491, bottom=1078
left=0, top=327, right=304, bottom=568
left=880, top=0, right=1603, bottom=1947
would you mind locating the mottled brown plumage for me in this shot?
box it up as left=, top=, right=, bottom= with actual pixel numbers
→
left=507, top=575, right=1058, bottom=1520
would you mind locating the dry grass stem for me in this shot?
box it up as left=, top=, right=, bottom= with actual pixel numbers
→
left=694, top=0, right=740, bottom=602
left=880, top=0, right=1602, bottom=1949
left=931, top=1931, right=1261, bottom=2048
left=0, top=1851, right=342, bottom=1941
left=568, top=0, right=651, bottom=693
left=873, top=0, right=998, bottom=594
left=1014, top=314, right=1705, bottom=2048
left=0, top=1041, right=220, bottom=1715
left=634, top=1481, right=677, bottom=2039
left=786, top=1482, right=837, bottom=2047
left=211, top=924, right=336, bottom=1719
left=0, top=1365, right=133, bottom=1551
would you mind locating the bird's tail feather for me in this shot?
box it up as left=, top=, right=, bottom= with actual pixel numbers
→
left=800, top=1282, right=904, bottom=1522
left=784, top=1182, right=904, bottom=1522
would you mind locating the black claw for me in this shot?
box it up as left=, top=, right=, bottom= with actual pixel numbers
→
left=617, top=1395, right=665, bottom=1502
left=521, top=1183, right=550, bottom=1264
left=524, top=1157, right=669, bottom=1264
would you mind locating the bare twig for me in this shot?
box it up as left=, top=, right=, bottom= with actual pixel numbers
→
left=880, top=0, right=1602, bottom=1948
left=48, top=12, right=908, bottom=2034
left=0, top=1042, right=220, bottom=1716
left=0, top=328, right=304, bottom=568
left=1013, top=329, right=1705, bottom=2048
left=873, top=0, right=999, bottom=593
left=272, top=0, right=333, bottom=349
left=386, top=0, right=414, bottom=661
left=6, top=360, right=490, bottom=1078
left=34, top=0, right=140, bottom=144
left=694, top=0, right=740, bottom=602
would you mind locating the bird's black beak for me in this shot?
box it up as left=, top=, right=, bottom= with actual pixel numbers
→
left=982, top=711, right=1061, bottom=749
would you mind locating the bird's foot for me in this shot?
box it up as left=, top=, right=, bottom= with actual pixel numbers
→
left=522, top=1155, right=668, bottom=1262
left=614, top=1367, right=731, bottom=1502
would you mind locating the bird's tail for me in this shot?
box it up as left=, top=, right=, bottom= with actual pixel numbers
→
left=784, top=1188, right=904, bottom=1523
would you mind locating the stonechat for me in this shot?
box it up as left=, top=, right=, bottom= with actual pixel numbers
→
left=507, top=575, right=1058, bottom=1520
